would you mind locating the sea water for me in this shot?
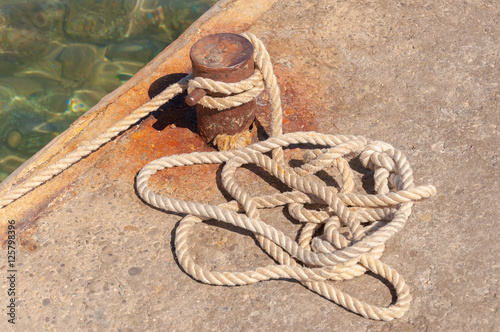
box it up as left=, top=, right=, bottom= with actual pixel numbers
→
left=0, top=0, right=217, bottom=181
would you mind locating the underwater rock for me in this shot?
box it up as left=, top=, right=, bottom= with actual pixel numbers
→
left=0, top=171, right=8, bottom=182
left=63, top=5, right=131, bottom=43
left=113, top=61, right=144, bottom=82
left=0, top=85, right=16, bottom=107
left=65, top=89, right=104, bottom=116
left=58, top=44, right=99, bottom=81
left=0, top=110, right=53, bottom=167
left=163, top=0, right=215, bottom=34
left=19, top=41, right=82, bottom=89
left=0, top=77, right=44, bottom=98
left=84, top=60, right=127, bottom=92
left=0, top=52, right=25, bottom=76
left=105, top=39, right=166, bottom=63
left=16, top=66, right=64, bottom=85
left=38, top=41, right=66, bottom=74
left=63, top=0, right=175, bottom=43
left=71, top=0, right=136, bottom=14
left=2, top=97, right=59, bottom=154
left=0, top=27, right=48, bottom=56
left=36, top=88, right=74, bottom=117
left=28, top=1, right=66, bottom=31
left=0, top=0, right=65, bottom=31
left=0, top=8, right=6, bottom=30
left=0, top=153, right=27, bottom=174
left=127, top=1, right=166, bottom=38
left=6, top=129, right=22, bottom=150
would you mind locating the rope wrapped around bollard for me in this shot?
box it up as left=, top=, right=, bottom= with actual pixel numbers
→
left=0, top=33, right=437, bottom=321
left=136, top=33, right=437, bottom=321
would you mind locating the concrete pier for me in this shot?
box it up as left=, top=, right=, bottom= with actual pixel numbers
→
left=1, top=0, right=498, bottom=330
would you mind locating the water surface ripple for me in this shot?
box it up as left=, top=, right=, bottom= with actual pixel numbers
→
left=0, top=0, right=216, bottom=181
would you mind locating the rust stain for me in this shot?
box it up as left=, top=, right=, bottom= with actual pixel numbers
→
left=253, top=62, right=324, bottom=135
left=275, top=63, right=326, bottom=133
left=167, top=140, right=181, bottom=148
left=151, top=286, right=165, bottom=298
left=18, top=229, right=40, bottom=253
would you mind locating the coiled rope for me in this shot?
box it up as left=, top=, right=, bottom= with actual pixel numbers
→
left=0, top=33, right=436, bottom=321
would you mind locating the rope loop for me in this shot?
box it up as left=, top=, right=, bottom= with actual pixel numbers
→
left=187, top=69, right=265, bottom=110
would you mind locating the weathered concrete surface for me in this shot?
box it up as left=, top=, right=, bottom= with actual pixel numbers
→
left=1, top=0, right=499, bottom=331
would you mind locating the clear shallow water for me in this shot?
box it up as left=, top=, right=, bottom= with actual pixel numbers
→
left=0, top=0, right=216, bottom=181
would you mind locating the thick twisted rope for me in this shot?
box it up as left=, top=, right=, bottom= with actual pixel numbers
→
left=0, top=33, right=437, bottom=321
left=188, top=69, right=265, bottom=110
left=0, top=75, right=191, bottom=209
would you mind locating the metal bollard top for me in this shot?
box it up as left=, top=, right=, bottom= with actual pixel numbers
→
left=189, top=33, right=254, bottom=81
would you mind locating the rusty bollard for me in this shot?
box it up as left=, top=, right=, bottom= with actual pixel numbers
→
left=185, top=33, right=256, bottom=145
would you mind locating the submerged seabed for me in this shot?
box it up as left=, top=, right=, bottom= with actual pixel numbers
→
left=0, top=0, right=216, bottom=181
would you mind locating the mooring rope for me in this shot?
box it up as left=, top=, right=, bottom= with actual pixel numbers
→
left=0, top=33, right=436, bottom=321
left=0, top=75, right=191, bottom=209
